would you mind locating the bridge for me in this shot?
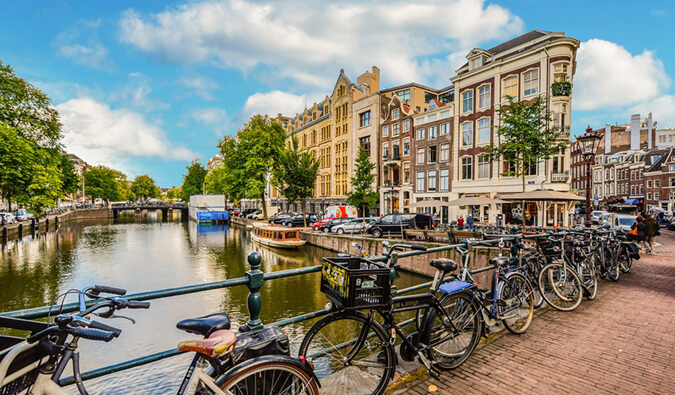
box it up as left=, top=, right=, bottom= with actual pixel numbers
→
left=110, top=203, right=189, bottom=220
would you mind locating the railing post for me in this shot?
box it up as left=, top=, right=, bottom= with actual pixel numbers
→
left=243, top=251, right=264, bottom=331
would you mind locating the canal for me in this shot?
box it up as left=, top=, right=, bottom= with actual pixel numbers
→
left=0, top=214, right=428, bottom=394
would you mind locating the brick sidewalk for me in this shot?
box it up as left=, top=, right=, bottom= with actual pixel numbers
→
left=394, top=232, right=675, bottom=394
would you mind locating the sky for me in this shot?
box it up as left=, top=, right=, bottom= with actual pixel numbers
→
left=1, top=0, right=674, bottom=187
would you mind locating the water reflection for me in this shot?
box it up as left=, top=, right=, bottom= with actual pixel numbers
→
left=0, top=217, right=429, bottom=394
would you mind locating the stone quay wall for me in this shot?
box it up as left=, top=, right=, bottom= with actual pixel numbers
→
left=1, top=208, right=112, bottom=242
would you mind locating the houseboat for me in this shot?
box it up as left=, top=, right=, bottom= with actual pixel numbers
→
left=251, top=224, right=306, bottom=249
left=189, top=194, right=230, bottom=224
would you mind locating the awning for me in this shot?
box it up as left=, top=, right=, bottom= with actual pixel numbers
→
left=624, top=199, right=640, bottom=205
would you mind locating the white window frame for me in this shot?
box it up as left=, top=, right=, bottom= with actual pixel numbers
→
left=403, top=137, right=410, bottom=156
left=502, top=75, right=518, bottom=99
left=439, top=143, right=450, bottom=162
left=461, top=122, right=473, bottom=147
left=477, top=155, right=490, bottom=179
left=428, top=125, right=437, bottom=140
left=382, top=125, right=389, bottom=137
left=416, top=147, right=425, bottom=165
left=382, top=142, right=389, bottom=158
left=392, top=108, right=400, bottom=119
left=428, top=170, right=437, bottom=191
left=416, top=128, right=425, bottom=140
left=523, top=69, right=539, bottom=96
left=462, top=90, right=474, bottom=113
left=440, top=169, right=449, bottom=191
left=403, top=119, right=410, bottom=132
left=477, top=118, right=490, bottom=145
left=440, top=122, right=450, bottom=135
left=478, top=84, right=491, bottom=109
left=428, top=145, right=437, bottom=164
left=416, top=171, right=425, bottom=192
left=461, top=156, right=473, bottom=180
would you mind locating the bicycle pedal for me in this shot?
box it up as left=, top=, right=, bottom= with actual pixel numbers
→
left=428, top=368, right=441, bottom=379
left=496, top=299, right=507, bottom=307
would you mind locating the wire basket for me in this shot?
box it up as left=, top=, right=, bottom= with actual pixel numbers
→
left=320, top=257, right=391, bottom=310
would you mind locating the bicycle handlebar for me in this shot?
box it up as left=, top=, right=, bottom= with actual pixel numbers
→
left=90, top=285, right=127, bottom=296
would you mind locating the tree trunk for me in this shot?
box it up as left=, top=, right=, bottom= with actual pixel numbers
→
left=261, top=191, right=268, bottom=220
left=521, top=170, right=526, bottom=192
left=302, top=199, right=307, bottom=227
left=7, top=196, right=11, bottom=212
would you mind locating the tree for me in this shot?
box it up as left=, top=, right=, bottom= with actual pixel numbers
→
left=166, top=187, right=180, bottom=200
left=486, top=96, right=569, bottom=191
left=235, top=115, right=286, bottom=220
left=58, top=153, right=80, bottom=197
left=131, top=174, right=160, bottom=199
left=0, top=122, right=35, bottom=211
left=217, top=136, right=248, bottom=205
left=347, top=146, right=379, bottom=222
left=23, top=148, right=63, bottom=215
left=180, top=159, right=207, bottom=202
left=84, top=166, right=125, bottom=202
left=273, top=135, right=320, bottom=226
left=0, top=61, right=61, bottom=147
left=204, top=165, right=227, bottom=195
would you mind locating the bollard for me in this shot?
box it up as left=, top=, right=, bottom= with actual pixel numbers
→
left=1, top=226, right=6, bottom=240
left=18, top=224, right=23, bottom=239
left=31, top=217, right=36, bottom=230
left=243, top=251, right=264, bottom=331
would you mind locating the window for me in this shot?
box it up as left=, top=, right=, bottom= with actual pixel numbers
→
left=553, top=63, right=569, bottom=82
left=359, top=136, right=371, bottom=154
left=403, top=138, right=410, bottom=155
left=403, top=119, right=410, bottom=132
left=478, top=85, right=491, bottom=109
left=647, top=192, right=652, bottom=200
left=462, top=90, right=474, bottom=113
left=478, top=155, right=490, bottom=179
left=397, top=89, right=410, bottom=101
left=461, top=157, right=473, bottom=180
left=428, top=146, right=437, bottom=163
left=428, top=170, right=437, bottom=191
left=478, top=118, right=490, bottom=144
left=440, top=123, right=450, bottom=135
left=471, top=57, right=483, bottom=70
left=654, top=192, right=659, bottom=200
left=416, top=171, right=425, bottom=192
left=428, top=125, right=437, bottom=140
left=424, top=92, right=437, bottom=103
left=392, top=123, right=400, bottom=136
left=523, top=69, right=539, bottom=96
left=359, top=111, right=371, bottom=127
left=503, top=76, right=518, bottom=98
left=670, top=165, right=675, bottom=172
left=382, top=125, right=389, bottom=137
left=416, top=148, right=425, bottom=165
left=647, top=180, right=652, bottom=188
left=392, top=108, right=400, bottom=119
left=417, top=128, right=425, bottom=140
left=655, top=179, right=660, bottom=188
left=440, top=143, right=450, bottom=162
left=462, top=122, right=473, bottom=146
left=440, top=169, right=449, bottom=191
left=383, top=142, right=389, bottom=159
left=403, top=162, right=410, bottom=184
left=392, top=140, right=400, bottom=159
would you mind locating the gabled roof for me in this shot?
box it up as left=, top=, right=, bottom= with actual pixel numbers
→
left=645, top=149, right=671, bottom=172
left=486, top=29, right=550, bottom=56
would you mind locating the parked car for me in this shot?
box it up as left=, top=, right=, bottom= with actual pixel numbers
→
left=331, top=218, right=377, bottom=234
left=241, top=208, right=258, bottom=218
left=230, top=209, right=241, bottom=217
left=607, top=213, right=637, bottom=231
left=366, top=213, right=433, bottom=238
left=591, top=210, right=607, bottom=225
left=269, top=213, right=293, bottom=224
left=251, top=210, right=264, bottom=220
left=14, top=209, right=33, bottom=221
left=317, top=217, right=354, bottom=233
left=312, top=217, right=333, bottom=231
left=280, top=214, right=317, bottom=228
left=0, top=213, right=16, bottom=225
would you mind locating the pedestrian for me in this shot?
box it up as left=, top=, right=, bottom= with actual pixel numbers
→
left=457, top=216, right=464, bottom=229
left=628, top=216, right=647, bottom=251
left=644, top=213, right=660, bottom=254
left=467, top=214, right=474, bottom=231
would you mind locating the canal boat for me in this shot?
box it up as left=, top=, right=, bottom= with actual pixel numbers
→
left=189, top=195, right=230, bottom=224
left=251, top=224, right=306, bottom=249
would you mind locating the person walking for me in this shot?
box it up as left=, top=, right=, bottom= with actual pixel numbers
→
left=467, top=214, right=474, bottom=231
left=644, top=213, right=660, bottom=254
left=629, top=216, right=647, bottom=252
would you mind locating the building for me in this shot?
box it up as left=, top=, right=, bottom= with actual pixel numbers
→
left=450, top=30, right=580, bottom=226
left=206, top=155, right=223, bottom=171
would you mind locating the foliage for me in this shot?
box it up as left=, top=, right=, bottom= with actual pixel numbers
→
left=486, top=96, right=569, bottom=191
left=24, top=148, right=63, bottom=215
left=165, top=187, right=181, bottom=200
left=180, top=159, right=207, bottom=202
left=347, top=147, right=379, bottom=219
left=273, top=135, right=320, bottom=226
left=84, top=166, right=126, bottom=202
left=551, top=81, right=572, bottom=96
left=58, top=153, right=80, bottom=196
left=217, top=136, right=247, bottom=204
left=131, top=174, right=160, bottom=199
left=0, top=61, right=61, bottom=147
left=0, top=122, right=36, bottom=210
left=204, top=165, right=227, bottom=195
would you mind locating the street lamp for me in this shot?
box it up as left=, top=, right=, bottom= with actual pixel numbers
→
left=576, top=125, right=603, bottom=228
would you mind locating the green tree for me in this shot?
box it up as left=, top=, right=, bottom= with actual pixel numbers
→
left=131, top=174, right=160, bottom=199
left=58, top=153, right=80, bottom=197
left=486, top=96, right=569, bottom=191
left=347, top=147, right=379, bottom=221
left=0, top=123, right=34, bottom=211
left=235, top=115, right=286, bottom=220
left=217, top=136, right=247, bottom=205
left=84, top=166, right=125, bottom=202
left=273, top=135, right=320, bottom=226
left=180, top=159, right=207, bottom=202
left=165, top=187, right=180, bottom=200
left=0, top=61, right=61, bottom=147
left=23, top=148, right=63, bottom=215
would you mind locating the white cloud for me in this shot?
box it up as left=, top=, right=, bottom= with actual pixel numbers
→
left=119, top=0, right=523, bottom=89
left=53, top=19, right=114, bottom=71
left=574, top=39, right=671, bottom=111
left=180, top=76, right=219, bottom=100
left=242, top=91, right=314, bottom=118
left=56, top=98, right=199, bottom=169
left=630, top=95, right=675, bottom=128
left=108, top=78, right=171, bottom=112
left=191, top=107, right=227, bottom=125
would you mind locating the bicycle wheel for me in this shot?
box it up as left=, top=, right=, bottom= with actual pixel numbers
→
left=421, top=292, right=482, bottom=370
left=608, top=261, right=620, bottom=281
left=297, top=311, right=394, bottom=395
left=498, top=273, right=534, bottom=334
left=216, top=358, right=320, bottom=395
left=524, top=257, right=545, bottom=309
left=618, top=249, right=632, bottom=273
left=580, top=258, right=598, bottom=300
left=538, top=263, right=583, bottom=312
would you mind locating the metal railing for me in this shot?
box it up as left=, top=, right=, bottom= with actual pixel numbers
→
left=0, top=237, right=535, bottom=387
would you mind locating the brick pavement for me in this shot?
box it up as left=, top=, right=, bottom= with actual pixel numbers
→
left=393, top=231, right=675, bottom=394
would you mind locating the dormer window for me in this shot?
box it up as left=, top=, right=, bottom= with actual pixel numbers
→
left=471, top=56, right=484, bottom=70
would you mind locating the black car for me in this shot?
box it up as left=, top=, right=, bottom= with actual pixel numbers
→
left=366, top=213, right=433, bottom=238
left=280, top=214, right=317, bottom=228
left=318, top=217, right=354, bottom=233
left=268, top=213, right=293, bottom=224
left=241, top=208, right=258, bottom=218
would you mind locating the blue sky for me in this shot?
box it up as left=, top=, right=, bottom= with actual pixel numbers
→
left=1, top=0, right=673, bottom=187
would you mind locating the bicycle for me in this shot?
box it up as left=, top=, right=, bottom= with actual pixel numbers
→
left=536, top=234, right=585, bottom=312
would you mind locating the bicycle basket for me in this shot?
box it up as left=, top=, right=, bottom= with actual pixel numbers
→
left=539, top=240, right=561, bottom=257
left=320, top=257, right=391, bottom=310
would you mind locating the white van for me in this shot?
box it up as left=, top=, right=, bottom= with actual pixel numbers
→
left=323, top=205, right=358, bottom=219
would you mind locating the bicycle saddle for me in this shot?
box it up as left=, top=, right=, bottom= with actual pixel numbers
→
left=177, top=313, right=231, bottom=337
left=490, top=256, right=510, bottom=267
left=178, top=329, right=237, bottom=358
left=429, top=259, right=458, bottom=273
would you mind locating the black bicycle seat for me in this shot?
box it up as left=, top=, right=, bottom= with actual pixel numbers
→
left=177, top=313, right=231, bottom=337
left=429, top=259, right=458, bottom=273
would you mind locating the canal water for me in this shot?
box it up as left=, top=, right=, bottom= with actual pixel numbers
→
left=0, top=214, right=428, bottom=394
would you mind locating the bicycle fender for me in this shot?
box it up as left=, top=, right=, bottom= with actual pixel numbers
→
left=215, top=354, right=321, bottom=389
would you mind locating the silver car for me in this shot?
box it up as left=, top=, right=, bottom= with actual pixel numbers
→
left=331, top=218, right=377, bottom=235
left=0, top=213, right=16, bottom=225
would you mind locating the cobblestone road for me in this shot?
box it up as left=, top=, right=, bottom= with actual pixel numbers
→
left=394, top=231, right=675, bottom=394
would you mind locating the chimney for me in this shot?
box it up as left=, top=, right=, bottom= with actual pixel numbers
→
left=630, top=113, right=640, bottom=150
left=605, top=125, right=612, bottom=153
left=647, top=112, right=653, bottom=148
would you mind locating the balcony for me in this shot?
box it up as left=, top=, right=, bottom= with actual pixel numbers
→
left=550, top=171, right=570, bottom=183
left=383, top=153, right=401, bottom=166
left=551, top=81, right=572, bottom=97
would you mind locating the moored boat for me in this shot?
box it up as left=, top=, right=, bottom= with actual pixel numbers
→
left=251, top=224, right=306, bottom=249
